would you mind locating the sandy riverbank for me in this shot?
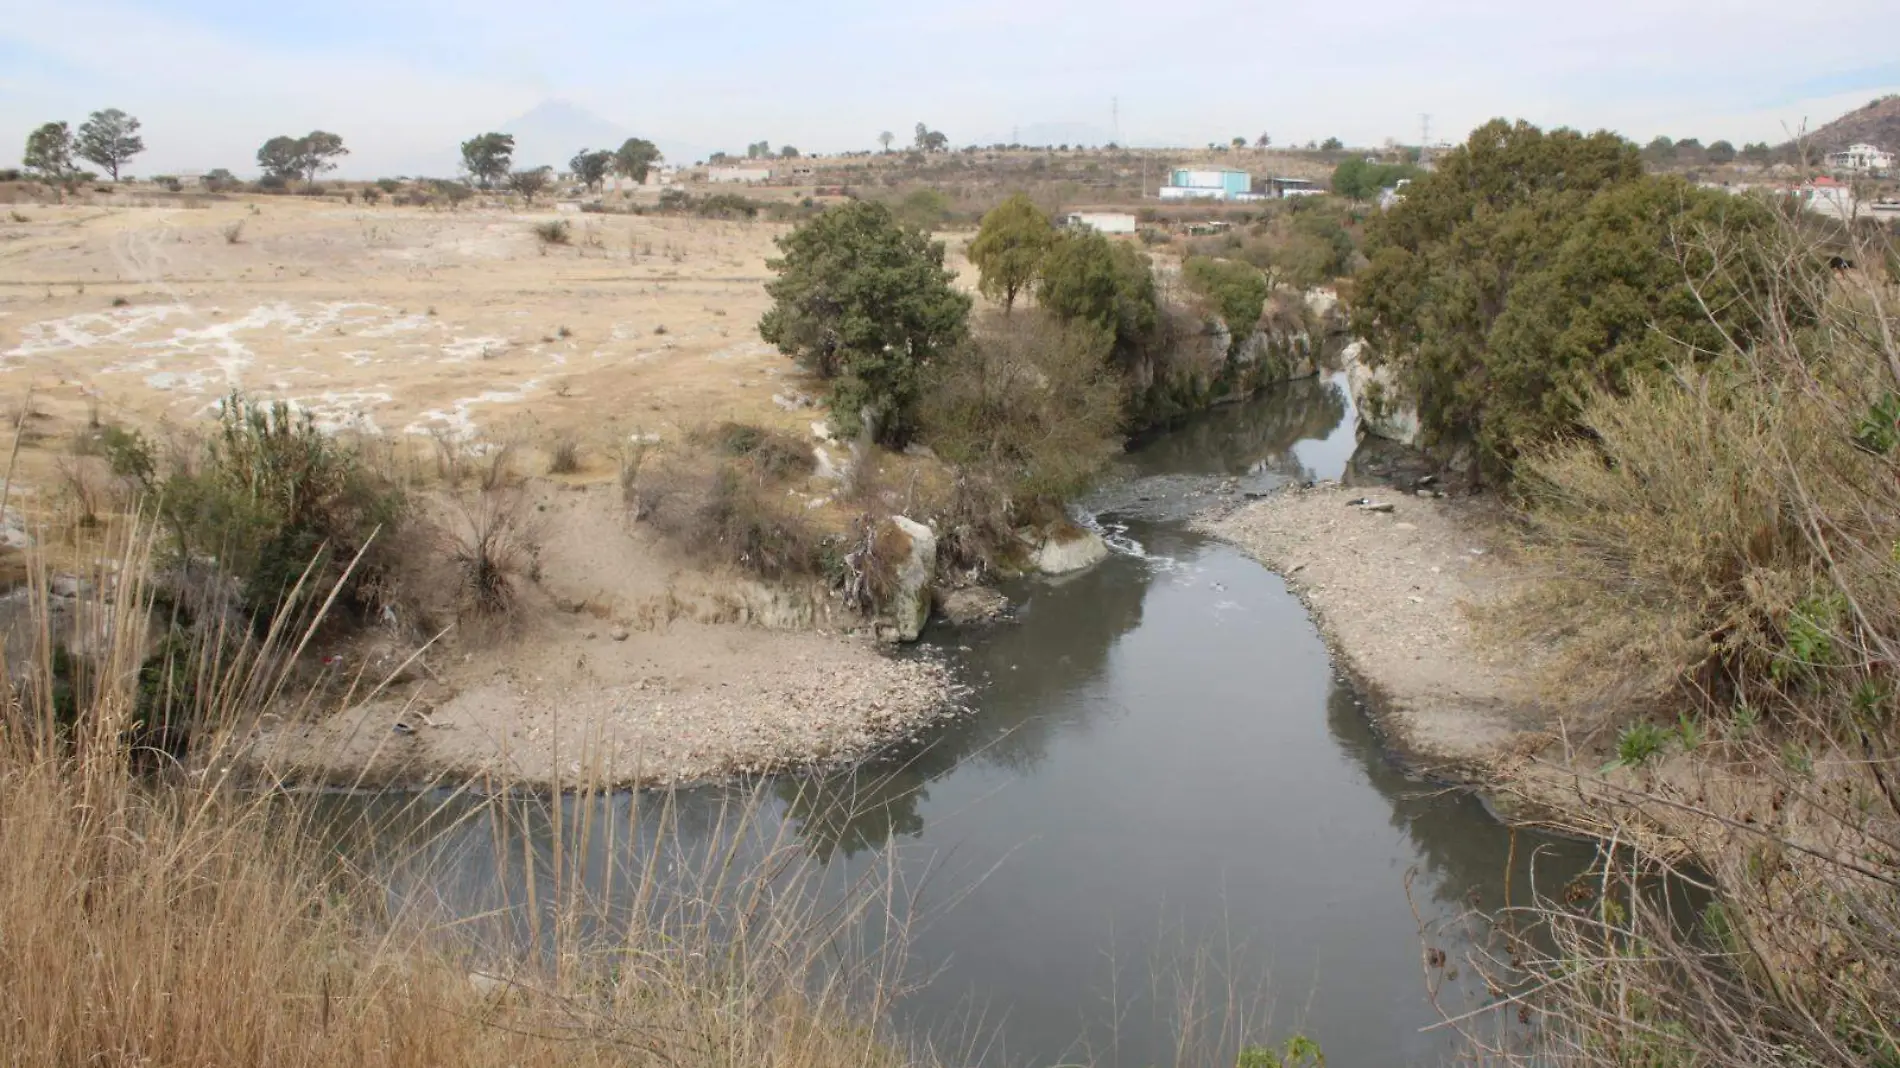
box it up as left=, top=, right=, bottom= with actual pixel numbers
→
left=243, top=624, right=958, bottom=790
left=1200, top=483, right=1559, bottom=779
left=226, top=480, right=964, bottom=791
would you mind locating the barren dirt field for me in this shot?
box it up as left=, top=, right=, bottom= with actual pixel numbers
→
left=0, top=196, right=972, bottom=785
left=2, top=197, right=838, bottom=451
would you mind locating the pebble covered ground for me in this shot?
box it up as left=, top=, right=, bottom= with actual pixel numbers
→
left=247, top=623, right=966, bottom=790
left=1201, top=483, right=1556, bottom=775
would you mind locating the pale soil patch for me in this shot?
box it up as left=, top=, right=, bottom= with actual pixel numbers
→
left=0, top=198, right=878, bottom=454
left=1200, top=484, right=1558, bottom=776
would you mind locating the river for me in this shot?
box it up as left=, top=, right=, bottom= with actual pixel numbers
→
left=321, top=374, right=1599, bottom=1066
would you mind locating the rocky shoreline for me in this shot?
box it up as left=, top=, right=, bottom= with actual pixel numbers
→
left=241, top=622, right=965, bottom=792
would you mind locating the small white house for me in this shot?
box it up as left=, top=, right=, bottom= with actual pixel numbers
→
left=1801, top=177, right=1864, bottom=220
left=708, top=166, right=772, bottom=184
left=1065, top=211, right=1138, bottom=234
left=1824, top=143, right=1895, bottom=175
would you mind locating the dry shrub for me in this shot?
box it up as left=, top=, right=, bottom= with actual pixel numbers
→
left=531, top=219, right=571, bottom=246
left=637, top=447, right=828, bottom=581
left=440, top=483, right=536, bottom=616
left=1504, top=224, right=1900, bottom=730
left=0, top=544, right=938, bottom=1068
left=692, top=420, right=816, bottom=481
left=918, top=309, right=1123, bottom=515
left=547, top=435, right=581, bottom=475
left=1474, top=223, right=1900, bottom=1065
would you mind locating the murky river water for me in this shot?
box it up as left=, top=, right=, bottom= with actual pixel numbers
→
left=322, top=375, right=1599, bottom=1066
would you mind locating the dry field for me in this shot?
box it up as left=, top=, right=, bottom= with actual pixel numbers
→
left=1, top=196, right=847, bottom=455
left=0, top=195, right=974, bottom=785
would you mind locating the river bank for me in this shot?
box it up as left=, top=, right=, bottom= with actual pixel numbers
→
left=1200, top=483, right=1559, bottom=780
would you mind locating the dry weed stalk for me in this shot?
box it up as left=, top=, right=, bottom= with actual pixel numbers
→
left=0, top=529, right=945, bottom=1068
left=1463, top=214, right=1900, bottom=1065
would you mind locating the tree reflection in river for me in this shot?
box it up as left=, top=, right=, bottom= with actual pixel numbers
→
left=1322, top=682, right=1600, bottom=909
left=1125, top=375, right=1348, bottom=483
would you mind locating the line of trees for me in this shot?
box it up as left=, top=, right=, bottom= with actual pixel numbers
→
left=1642, top=135, right=1778, bottom=167
left=256, top=132, right=348, bottom=185
left=20, top=108, right=145, bottom=184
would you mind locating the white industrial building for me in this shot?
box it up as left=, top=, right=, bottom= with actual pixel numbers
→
left=1159, top=167, right=1252, bottom=200
left=1824, top=142, right=1894, bottom=175
left=708, top=166, right=772, bottom=183
left=1065, top=211, right=1138, bottom=234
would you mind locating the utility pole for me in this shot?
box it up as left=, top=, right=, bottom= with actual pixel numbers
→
left=1112, top=96, right=1121, bottom=146
left=1419, top=113, right=1433, bottom=166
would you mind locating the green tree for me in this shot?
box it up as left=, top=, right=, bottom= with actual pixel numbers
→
left=1740, top=141, right=1772, bottom=165
left=75, top=109, right=144, bottom=181
left=23, top=122, right=75, bottom=183
left=1476, top=175, right=1788, bottom=466
left=779, top=145, right=800, bottom=159
left=758, top=201, right=972, bottom=442
left=892, top=188, right=950, bottom=231
left=1331, top=158, right=1420, bottom=200
left=256, top=136, right=303, bottom=182
left=914, top=123, right=948, bottom=153
left=746, top=140, right=771, bottom=159
left=1642, top=135, right=1675, bottom=166
left=1183, top=256, right=1269, bottom=350
left=296, top=132, right=347, bottom=182
left=878, top=131, right=895, bottom=153
left=1036, top=228, right=1157, bottom=363
left=257, top=132, right=346, bottom=185
left=968, top=194, right=1055, bottom=312
left=507, top=166, right=551, bottom=206
left=1706, top=139, right=1737, bottom=165
left=460, top=132, right=515, bottom=188
left=1353, top=119, right=1795, bottom=480
left=1321, top=136, right=1344, bottom=151
left=613, top=137, right=661, bottom=184
left=568, top=148, right=613, bottom=191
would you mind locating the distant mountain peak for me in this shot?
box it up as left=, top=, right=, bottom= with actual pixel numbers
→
left=1796, top=93, right=1900, bottom=152
left=495, top=99, right=630, bottom=169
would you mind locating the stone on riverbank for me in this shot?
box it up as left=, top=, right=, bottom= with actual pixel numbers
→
left=938, top=586, right=1009, bottom=626
left=883, top=516, right=936, bottom=643
left=1032, top=527, right=1110, bottom=575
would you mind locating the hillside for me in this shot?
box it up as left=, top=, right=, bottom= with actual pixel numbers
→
left=1800, top=93, right=1900, bottom=151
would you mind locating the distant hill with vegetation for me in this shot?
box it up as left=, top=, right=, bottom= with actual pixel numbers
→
left=1796, top=93, right=1900, bottom=152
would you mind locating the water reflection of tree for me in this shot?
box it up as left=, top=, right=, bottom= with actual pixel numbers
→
left=1129, top=377, right=1348, bottom=481
left=1322, top=683, right=1597, bottom=907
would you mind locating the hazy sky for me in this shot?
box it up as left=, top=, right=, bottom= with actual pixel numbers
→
left=4, top=0, right=1896, bottom=177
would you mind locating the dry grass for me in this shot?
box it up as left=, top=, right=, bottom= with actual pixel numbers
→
left=1470, top=219, right=1900, bottom=1065
left=546, top=435, right=581, bottom=475
left=917, top=309, right=1123, bottom=520
left=0, top=529, right=938, bottom=1068
left=636, top=433, right=831, bottom=582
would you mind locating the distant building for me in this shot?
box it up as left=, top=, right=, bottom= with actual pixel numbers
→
left=1376, top=178, right=1412, bottom=210
left=708, top=166, right=772, bottom=184
left=1160, top=168, right=1251, bottom=200
left=1801, top=176, right=1865, bottom=220
left=1065, top=211, right=1138, bottom=234
left=1266, top=176, right=1323, bottom=199
left=1824, top=143, right=1894, bottom=175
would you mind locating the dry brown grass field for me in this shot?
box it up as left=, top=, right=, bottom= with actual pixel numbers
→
left=0, top=195, right=972, bottom=787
